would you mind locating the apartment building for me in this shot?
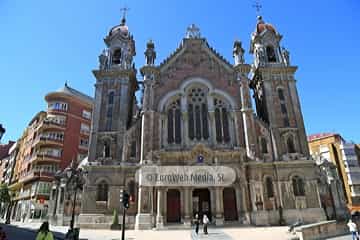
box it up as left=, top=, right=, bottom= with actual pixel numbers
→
left=9, top=83, right=93, bottom=222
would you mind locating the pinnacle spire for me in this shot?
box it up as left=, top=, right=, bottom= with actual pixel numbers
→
left=120, top=6, right=130, bottom=25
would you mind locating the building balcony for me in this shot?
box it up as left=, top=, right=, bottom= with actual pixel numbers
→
left=20, top=170, right=55, bottom=184
left=348, top=177, right=360, bottom=185
left=80, top=129, right=90, bottom=136
left=33, top=136, right=64, bottom=148
left=79, top=144, right=89, bottom=150
left=30, top=153, right=62, bottom=164
left=37, top=120, right=66, bottom=132
left=345, top=166, right=360, bottom=173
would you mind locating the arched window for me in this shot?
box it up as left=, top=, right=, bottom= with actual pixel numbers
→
left=112, top=49, right=121, bottom=64
left=292, top=176, right=305, bottom=196
left=97, top=180, right=109, bottom=201
left=277, top=89, right=285, bottom=101
left=266, top=46, right=277, bottom=62
left=187, top=87, right=209, bottom=141
left=103, top=141, right=111, bottom=158
left=167, top=99, right=181, bottom=144
left=214, top=98, right=230, bottom=143
left=261, top=137, right=268, bottom=153
left=108, top=92, right=114, bottom=105
left=287, top=136, right=296, bottom=153
left=265, top=177, right=274, bottom=198
left=278, top=88, right=290, bottom=127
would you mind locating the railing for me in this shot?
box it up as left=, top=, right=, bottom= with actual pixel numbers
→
left=33, top=136, right=64, bottom=146
left=80, top=129, right=90, bottom=135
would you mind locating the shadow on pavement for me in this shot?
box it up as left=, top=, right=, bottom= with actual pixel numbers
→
left=1, top=223, right=90, bottom=240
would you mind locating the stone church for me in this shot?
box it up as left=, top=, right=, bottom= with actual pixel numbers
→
left=78, top=14, right=326, bottom=229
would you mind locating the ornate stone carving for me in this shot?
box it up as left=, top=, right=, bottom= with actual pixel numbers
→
left=186, top=24, right=201, bottom=39
left=282, top=47, right=290, bottom=66
left=99, top=49, right=110, bottom=70
left=155, top=144, right=244, bottom=163
left=233, top=40, right=245, bottom=65
left=144, top=40, right=156, bottom=66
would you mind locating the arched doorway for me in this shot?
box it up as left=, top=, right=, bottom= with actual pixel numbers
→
left=167, top=189, right=181, bottom=223
left=223, top=187, right=238, bottom=221
left=193, top=189, right=211, bottom=221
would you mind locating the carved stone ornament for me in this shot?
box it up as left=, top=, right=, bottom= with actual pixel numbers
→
left=233, top=40, right=245, bottom=65
left=155, top=143, right=244, bottom=163
left=186, top=24, right=201, bottom=39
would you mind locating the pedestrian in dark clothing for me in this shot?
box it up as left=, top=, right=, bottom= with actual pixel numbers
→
left=194, top=213, right=199, bottom=235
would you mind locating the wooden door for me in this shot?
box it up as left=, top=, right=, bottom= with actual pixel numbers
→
left=223, top=188, right=238, bottom=221
left=167, top=189, right=181, bottom=223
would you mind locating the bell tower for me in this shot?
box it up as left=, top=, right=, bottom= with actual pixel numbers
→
left=250, top=16, right=309, bottom=160
left=88, top=14, right=138, bottom=164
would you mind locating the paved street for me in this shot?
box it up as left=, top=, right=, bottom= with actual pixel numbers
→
left=0, top=221, right=355, bottom=240
left=328, top=234, right=353, bottom=240
left=0, top=222, right=355, bottom=240
left=0, top=222, right=295, bottom=240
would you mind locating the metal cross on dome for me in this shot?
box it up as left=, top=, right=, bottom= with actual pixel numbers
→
left=252, top=0, right=262, bottom=16
left=186, top=24, right=201, bottom=39
left=120, top=6, right=130, bottom=20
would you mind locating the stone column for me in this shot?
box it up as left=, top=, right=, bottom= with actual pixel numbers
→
left=241, top=185, right=251, bottom=224
left=156, top=188, right=164, bottom=228
left=184, top=188, right=191, bottom=226
left=215, top=187, right=224, bottom=226
left=135, top=186, right=153, bottom=230
left=235, top=187, right=242, bottom=223
left=210, top=188, right=216, bottom=221
left=208, top=111, right=216, bottom=145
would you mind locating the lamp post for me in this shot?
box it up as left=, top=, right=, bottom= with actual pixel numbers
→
left=59, top=161, right=86, bottom=240
left=0, top=124, right=5, bottom=142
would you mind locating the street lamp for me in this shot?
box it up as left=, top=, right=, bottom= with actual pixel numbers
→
left=57, top=161, right=87, bottom=240
left=0, top=124, right=5, bottom=142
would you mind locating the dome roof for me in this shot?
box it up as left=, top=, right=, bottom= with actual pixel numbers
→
left=109, top=18, right=129, bottom=36
left=255, top=16, right=277, bottom=34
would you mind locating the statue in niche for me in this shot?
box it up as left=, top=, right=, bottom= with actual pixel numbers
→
left=282, top=47, right=290, bottom=66
left=233, top=40, right=245, bottom=65
left=124, top=48, right=132, bottom=69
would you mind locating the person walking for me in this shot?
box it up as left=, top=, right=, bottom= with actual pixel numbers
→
left=347, top=219, right=358, bottom=240
left=194, top=213, right=200, bottom=235
left=203, top=214, right=209, bottom=235
left=35, top=221, right=54, bottom=240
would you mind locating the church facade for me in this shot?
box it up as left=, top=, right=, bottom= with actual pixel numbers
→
left=79, top=15, right=326, bottom=229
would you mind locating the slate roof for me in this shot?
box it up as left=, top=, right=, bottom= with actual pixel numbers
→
left=48, top=83, right=94, bottom=104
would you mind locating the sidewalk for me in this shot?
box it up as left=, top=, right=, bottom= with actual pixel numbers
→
left=8, top=221, right=292, bottom=240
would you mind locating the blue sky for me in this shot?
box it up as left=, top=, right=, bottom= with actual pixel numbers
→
left=0, top=0, right=359, bottom=143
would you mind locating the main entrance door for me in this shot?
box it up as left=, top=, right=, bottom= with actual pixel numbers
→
left=193, top=189, right=211, bottom=221
left=223, top=187, right=238, bottom=221
left=167, top=189, right=181, bottom=223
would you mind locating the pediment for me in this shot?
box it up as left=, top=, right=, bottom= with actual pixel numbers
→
left=159, top=38, right=234, bottom=74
